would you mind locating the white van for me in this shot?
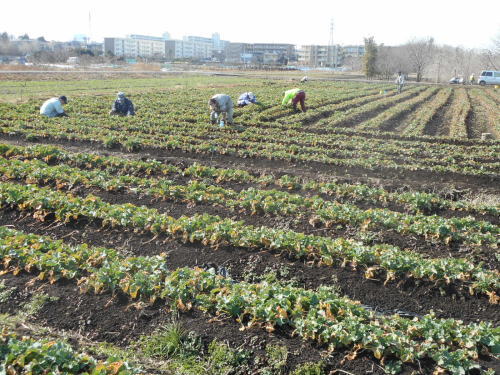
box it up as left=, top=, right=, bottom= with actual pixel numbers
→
left=478, top=70, right=500, bottom=85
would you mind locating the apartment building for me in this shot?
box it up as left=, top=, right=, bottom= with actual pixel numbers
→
left=343, top=45, right=365, bottom=58
left=104, top=33, right=228, bottom=60
left=298, top=45, right=342, bottom=67
left=165, top=39, right=210, bottom=59
left=225, top=42, right=296, bottom=65
left=298, top=45, right=364, bottom=67
left=165, top=33, right=228, bottom=60
left=104, top=35, right=166, bottom=58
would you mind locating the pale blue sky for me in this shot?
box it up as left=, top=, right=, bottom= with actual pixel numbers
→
left=2, top=0, right=499, bottom=48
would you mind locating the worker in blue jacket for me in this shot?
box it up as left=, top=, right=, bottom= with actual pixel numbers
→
left=237, top=92, right=258, bottom=107
left=109, top=92, right=135, bottom=116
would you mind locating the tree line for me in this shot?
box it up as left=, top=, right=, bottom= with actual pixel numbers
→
left=363, top=35, right=500, bottom=82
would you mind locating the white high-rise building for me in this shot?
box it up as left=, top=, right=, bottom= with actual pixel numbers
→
left=104, top=32, right=228, bottom=60
left=104, top=35, right=167, bottom=58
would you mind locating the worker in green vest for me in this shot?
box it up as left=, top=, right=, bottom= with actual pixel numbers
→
left=282, top=88, right=306, bottom=112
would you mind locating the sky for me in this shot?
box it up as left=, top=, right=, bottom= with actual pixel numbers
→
left=2, top=0, right=499, bottom=49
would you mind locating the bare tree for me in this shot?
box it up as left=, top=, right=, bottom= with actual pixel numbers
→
left=342, top=55, right=362, bottom=71
left=405, top=37, right=435, bottom=82
left=376, top=45, right=410, bottom=79
left=493, top=32, right=500, bottom=54
left=480, top=32, right=500, bottom=70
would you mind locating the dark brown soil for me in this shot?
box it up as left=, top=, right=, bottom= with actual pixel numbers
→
left=466, top=91, right=489, bottom=139
left=0, top=134, right=498, bottom=195
left=1, top=272, right=427, bottom=374
left=1, top=207, right=497, bottom=326
left=2, top=137, right=498, bottom=225
left=297, top=91, right=396, bottom=126
left=1, top=81, right=498, bottom=375
left=423, top=92, right=454, bottom=136
left=380, top=90, right=439, bottom=132
left=5, top=173, right=496, bottom=267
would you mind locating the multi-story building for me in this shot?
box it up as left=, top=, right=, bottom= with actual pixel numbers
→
left=166, top=39, right=210, bottom=59
left=298, top=44, right=364, bottom=67
left=104, top=35, right=167, bottom=58
left=225, top=42, right=296, bottom=65
left=104, top=33, right=361, bottom=66
left=298, top=45, right=342, bottom=67
left=130, top=35, right=166, bottom=58
left=342, top=45, right=365, bottom=58
left=166, top=33, right=228, bottom=60
left=104, top=33, right=228, bottom=60
left=224, top=43, right=252, bottom=63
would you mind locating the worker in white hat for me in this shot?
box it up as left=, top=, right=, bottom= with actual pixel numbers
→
left=209, top=94, right=234, bottom=126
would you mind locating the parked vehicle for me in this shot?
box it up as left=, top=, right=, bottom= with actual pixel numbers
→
left=449, top=77, right=464, bottom=84
left=478, top=70, right=500, bottom=85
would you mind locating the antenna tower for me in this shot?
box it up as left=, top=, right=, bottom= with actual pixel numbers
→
left=328, top=18, right=335, bottom=67
left=87, top=10, right=92, bottom=45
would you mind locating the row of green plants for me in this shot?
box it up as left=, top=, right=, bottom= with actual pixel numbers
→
left=400, top=88, right=452, bottom=136
left=0, top=330, right=135, bottom=374
left=355, top=87, right=440, bottom=131
left=0, top=182, right=497, bottom=298
left=308, top=86, right=426, bottom=130
left=1, top=143, right=496, bottom=218
left=2, top=114, right=497, bottom=179
left=238, top=121, right=498, bottom=169
left=251, top=84, right=393, bottom=126
left=1, top=84, right=497, bottom=176
left=469, top=89, right=500, bottom=137
left=10, top=100, right=500, bottom=165
left=0, top=155, right=497, bottom=247
left=448, top=88, right=471, bottom=138
left=246, top=83, right=387, bottom=123
left=0, top=225, right=497, bottom=374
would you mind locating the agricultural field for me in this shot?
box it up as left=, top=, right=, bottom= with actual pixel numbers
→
left=0, top=75, right=498, bottom=374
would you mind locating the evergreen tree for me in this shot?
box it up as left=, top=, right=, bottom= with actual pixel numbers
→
left=0, top=32, right=9, bottom=43
left=363, top=37, right=378, bottom=78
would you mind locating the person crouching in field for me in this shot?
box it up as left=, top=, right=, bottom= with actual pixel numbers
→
left=209, top=94, right=234, bottom=126
left=109, top=92, right=135, bottom=116
left=237, top=92, right=258, bottom=107
left=282, top=88, right=306, bottom=112
left=40, top=96, right=68, bottom=117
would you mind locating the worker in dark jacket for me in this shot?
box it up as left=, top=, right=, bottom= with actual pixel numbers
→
left=109, top=92, right=135, bottom=116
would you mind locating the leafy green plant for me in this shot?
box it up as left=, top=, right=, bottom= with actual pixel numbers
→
left=290, top=362, right=324, bottom=375
left=0, top=331, right=136, bottom=374
left=0, top=280, right=14, bottom=303
left=21, top=293, right=59, bottom=317
left=138, top=322, right=202, bottom=359
left=265, top=344, right=288, bottom=373
left=0, top=225, right=498, bottom=373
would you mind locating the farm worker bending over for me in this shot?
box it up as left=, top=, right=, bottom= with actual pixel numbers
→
left=110, top=92, right=135, bottom=116
left=237, top=92, right=258, bottom=107
left=395, top=72, right=405, bottom=93
left=282, top=88, right=306, bottom=112
left=209, top=94, right=234, bottom=125
left=40, top=96, right=68, bottom=117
